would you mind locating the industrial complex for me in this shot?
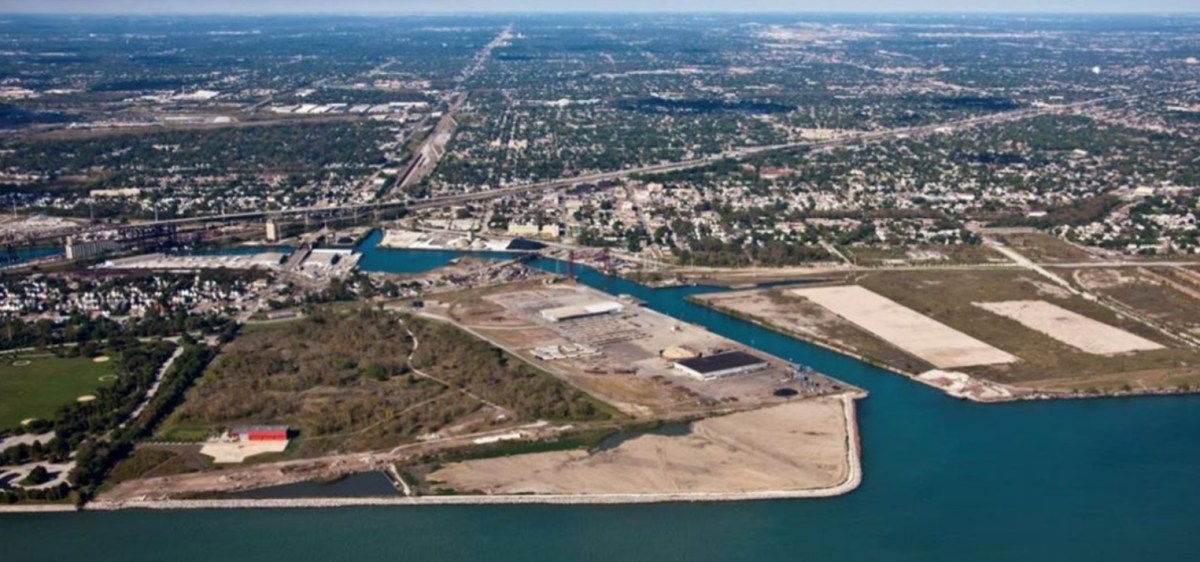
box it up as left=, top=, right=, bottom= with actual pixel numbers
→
left=539, top=300, right=625, bottom=322
left=674, top=351, right=770, bottom=380
left=433, top=281, right=846, bottom=418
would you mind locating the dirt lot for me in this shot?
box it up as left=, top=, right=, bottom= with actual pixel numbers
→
left=694, top=289, right=935, bottom=374
left=200, top=440, right=290, bottom=464
left=790, top=285, right=1018, bottom=369
left=976, top=300, right=1163, bottom=354
left=428, top=397, right=850, bottom=495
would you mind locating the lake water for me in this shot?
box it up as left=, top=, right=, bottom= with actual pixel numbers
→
left=4, top=241, right=1199, bottom=561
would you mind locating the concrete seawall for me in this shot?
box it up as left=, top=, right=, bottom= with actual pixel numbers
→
left=0, top=504, right=77, bottom=513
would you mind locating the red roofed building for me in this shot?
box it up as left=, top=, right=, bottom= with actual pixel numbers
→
left=230, top=425, right=289, bottom=441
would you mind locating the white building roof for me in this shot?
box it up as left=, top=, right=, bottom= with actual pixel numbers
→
left=540, top=300, right=624, bottom=322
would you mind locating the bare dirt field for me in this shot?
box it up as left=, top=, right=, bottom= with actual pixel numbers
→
left=428, top=397, right=851, bottom=496
left=694, top=289, right=1020, bottom=401
left=789, top=285, right=1018, bottom=369
left=976, top=300, right=1164, bottom=354
left=200, top=440, right=290, bottom=464
left=694, top=289, right=935, bottom=374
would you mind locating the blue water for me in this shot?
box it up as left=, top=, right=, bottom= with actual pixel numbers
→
left=1, top=246, right=63, bottom=266
left=4, top=241, right=1200, bottom=561
left=353, top=229, right=517, bottom=274
left=171, top=245, right=294, bottom=257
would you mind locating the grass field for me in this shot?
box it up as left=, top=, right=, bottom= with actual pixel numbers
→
left=154, top=425, right=213, bottom=442
left=992, top=232, right=1099, bottom=263
left=1072, top=268, right=1200, bottom=338
left=0, top=354, right=117, bottom=428
left=840, top=244, right=1006, bottom=266
left=239, top=319, right=303, bottom=334
left=106, top=448, right=210, bottom=487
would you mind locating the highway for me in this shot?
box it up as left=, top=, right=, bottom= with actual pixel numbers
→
left=393, top=25, right=512, bottom=196
left=30, top=85, right=1195, bottom=244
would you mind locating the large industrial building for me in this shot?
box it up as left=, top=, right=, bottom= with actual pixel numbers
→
left=540, top=300, right=625, bottom=322
left=674, top=351, right=769, bottom=380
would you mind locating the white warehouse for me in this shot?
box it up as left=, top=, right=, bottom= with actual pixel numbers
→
left=540, top=300, right=625, bottom=322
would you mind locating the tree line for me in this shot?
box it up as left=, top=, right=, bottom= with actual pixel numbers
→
left=66, top=341, right=213, bottom=503
left=1, top=340, right=214, bottom=504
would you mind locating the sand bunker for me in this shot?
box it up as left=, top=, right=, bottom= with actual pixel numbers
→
left=11, top=359, right=31, bottom=367
left=93, top=356, right=111, bottom=363
left=429, top=398, right=850, bottom=495
left=976, top=300, right=1164, bottom=354
left=20, top=418, right=37, bottom=426
left=76, top=395, right=97, bottom=402
left=790, top=286, right=1018, bottom=369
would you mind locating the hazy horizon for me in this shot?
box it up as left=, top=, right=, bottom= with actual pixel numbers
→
left=3, top=1, right=1198, bottom=15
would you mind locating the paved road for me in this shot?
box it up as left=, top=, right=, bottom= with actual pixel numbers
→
left=119, top=343, right=186, bottom=430
left=393, top=25, right=511, bottom=196
left=28, top=85, right=1197, bottom=245
left=983, top=236, right=1200, bottom=350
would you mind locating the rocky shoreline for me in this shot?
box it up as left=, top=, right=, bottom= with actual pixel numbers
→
left=0, top=504, right=76, bottom=513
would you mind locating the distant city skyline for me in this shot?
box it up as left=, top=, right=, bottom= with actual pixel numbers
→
left=3, top=1, right=1198, bottom=15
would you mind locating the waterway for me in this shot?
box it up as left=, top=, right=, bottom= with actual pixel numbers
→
left=4, top=242, right=1200, bottom=561
left=596, top=420, right=692, bottom=452
left=171, top=245, right=295, bottom=257
left=0, top=246, right=63, bottom=267
left=354, top=229, right=518, bottom=274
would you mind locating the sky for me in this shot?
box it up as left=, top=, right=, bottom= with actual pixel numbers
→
left=1, top=1, right=1197, bottom=14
